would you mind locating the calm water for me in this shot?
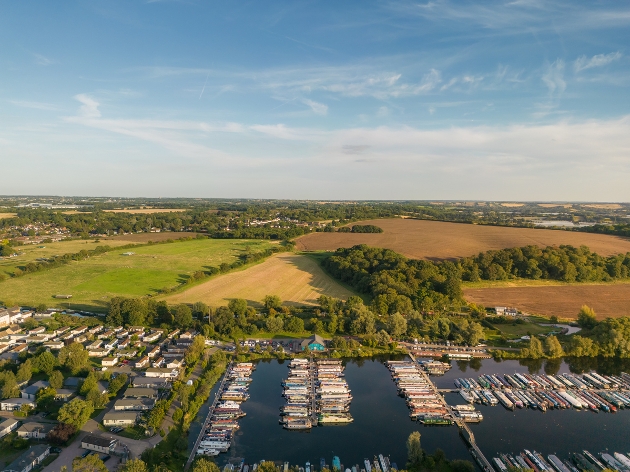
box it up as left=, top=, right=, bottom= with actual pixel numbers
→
left=192, top=357, right=630, bottom=468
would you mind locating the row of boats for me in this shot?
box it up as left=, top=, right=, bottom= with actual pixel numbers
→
left=455, top=372, right=630, bottom=393
left=196, top=362, right=255, bottom=457
left=418, top=360, right=452, bottom=376
left=386, top=360, right=453, bottom=425
left=280, top=358, right=354, bottom=429
left=222, top=455, right=398, bottom=472
left=492, top=449, right=630, bottom=472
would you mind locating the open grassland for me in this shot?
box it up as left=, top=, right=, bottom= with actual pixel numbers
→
left=103, top=208, right=188, bottom=214
left=0, top=239, right=272, bottom=310
left=164, top=253, right=357, bottom=307
left=103, top=231, right=201, bottom=242
left=295, top=218, right=630, bottom=260
left=0, top=239, right=132, bottom=274
left=0, top=213, right=17, bottom=219
left=464, top=284, right=630, bottom=319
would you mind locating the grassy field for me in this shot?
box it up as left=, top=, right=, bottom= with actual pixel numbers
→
left=482, top=320, right=558, bottom=343
left=295, top=218, right=630, bottom=260
left=103, top=208, right=187, bottom=214
left=102, top=232, right=202, bottom=242
left=0, top=238, right=273, bottom=310
left=164, top=252, right=357, bottom=307
left=464, top=284, right=630, bottom=319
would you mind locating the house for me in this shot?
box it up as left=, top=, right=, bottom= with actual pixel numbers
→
left=147, top=345, right=160, bottom=358
left=116, top=330, right=129, bottom=339
left=53, top=326, right=70, bottom=336
left=54, top=389, right=74, bottom=402
left=0, top=311, right=10, bottom=328
left=113, top=398, right=154, bottom=411
left=117, top=338, right=130, bottom=349
left=88, top=348, right=110, bottom=358
left=166, top=358, right=183, bottom=369
left=1, top=398, right=35, bottom=411
left=25, top=335, right=51, bottom=344
left=167, top=329, right=180, bottom=338
left=1, top=444, right=50, bottom=472
left=152, top=357, right=165, bottom=368
left=128, top=326, right=145, bottom=333
left=102, top=412, right=138, bottom=426
left=87, top=340, right=103, bottom=350
left=96, top=381, right=109, bottom=395
left=16, top=422, right=54, bottom=439
left=134, top=356, right=150, bottom=368
left=43, top=341, right=64, bottom=350
left=143, top=332, right=161, bottom=343
left=123, top=387, right=157, bottom=399
left=131, top=377, right=167, bottom=388
left=495, top=306, right=519, bottom=317
left=116, top=349, right=137, bottom=359
left=21, top=381, right=50, bottom=400
left=64, top=377, right=82, bottom=389
left=300, top=334, right=326, bottom=351
left=70, top=326, right=88, bottom=336
left=144, top=368, right=179, bottom=379
left=0, top=418, right=19, bottom=439
left=98, top=330, right=115, bottom=340
left=179, top=330, right=196, bottom=340
left=81, top=434, right=118, bottom=453
left=88, top=325, right=103, bottom=335
left=102, top=357, right=119, bottom=367
left=27, top=327, right=45, bottom=335
left=74, top=335, right=88, bottom=343
left=112, top=326, right=124, bottom=333
left=104, top=339, right=118, bottom=350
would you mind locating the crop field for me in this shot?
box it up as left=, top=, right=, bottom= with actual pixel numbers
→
left=164, top=253, right=357, bottom=307
left=295, top=218, right=630, bottom=260
left=103, top=208, right=188, bottom=214
left=464, top=284, right=630, bottom=319
left=0, top=213, right=16, bottom=219
left=0, top=238, right=272, bottom=310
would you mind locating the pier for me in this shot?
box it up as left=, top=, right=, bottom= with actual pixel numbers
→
left=408, top=353, right=494, bottom=472
left=185, top=362, right=233, bottom=472
left=310, top=354, right=317, bottom=425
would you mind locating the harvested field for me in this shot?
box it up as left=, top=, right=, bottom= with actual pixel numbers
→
left=582, top=204, right=623, bottom=210
left=0, top=213, right=17, bottom=219
left=103, top=208, right=188, bottom=214
left=538, top=204, right=572, bottom=208
left=164, top=253, right=356, bottom=307
left=295, top=218, right=630, bottom=260
left=103, top=231, right=200, bottom=243
left=500, top=203, right=524, bottom=207
left=464, top=284, right=630, bottom=319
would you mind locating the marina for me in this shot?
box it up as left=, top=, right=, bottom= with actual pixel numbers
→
left=492, top=449, right=630, bottom=472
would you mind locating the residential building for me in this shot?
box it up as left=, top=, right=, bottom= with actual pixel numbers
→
left=0, top=418, right=19, bottom=439
left=179, top=330, right=196, bottom=340
left=43, top=341, right=64, bottom=350
left=16, top=422, right=54, bottom=439
left=123, top=387, right=157, bottom=399
left=131, top=377, right=167, bottom=388
left=102, top=412, right=138, bottom=426
left=147, top=345, right=160, bottom=358
left=21, top=381, right=50, bottom=400
left=167, top=329, right=180, bottom=338
left=27, top=327, right=45, bottom=335
left=113, top=399, right=154, bottom=411
left=1, top=444, right=50, bottom=472
left=54, top=389, right=74, bottom=402
left=0, top=398, right=35, bottom=411
left=81, top=434, right=118, bottom=453
left=88, top=325, right=103, bottom=334
left=70, top=326, right=88, bottom=336
left=134, top=356, right=150, bottom=368
left=166, top=358, right=183, bottom=369
left=88, top=348, right=110, bottom=358
left=152, top=356, right=165, bottom=368
left=98, top=330, right=115, bottom=340
left=144, top=368, right=179, bottom=379
left=102, top=357, right=119, bottom=367
left=143, top=332, right=161, bottom=343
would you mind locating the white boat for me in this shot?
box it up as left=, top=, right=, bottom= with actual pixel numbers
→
left=460, top=390, right=474, bottom=403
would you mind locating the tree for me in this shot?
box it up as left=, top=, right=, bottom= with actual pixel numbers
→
left=72, top=454, right=108, bottom=472
left=450, top=460, right=475, bottom=472
left=376, top=330, right=391, bottom=347
left=263, top=295, right=282, bottom=311
left=257, top=462, right=279, bottom=472
left=36, top=303, right=48, bottom=313
left=122, top=298, right=148, bottom=326
left=521, top=336, right=544, bottom=359
left=437, top=318, right=451, bottom=340
left=192, top=458, right=220, bottom=472
left=120, top=459, right=149, bottom=472
left=57, top=398, right=94, bottom=429
left=108, top=374, right=128, bottom=395
left=265, top=317, right=284, bottom=333
left=544, top=336, right=564, bottom=358
left=48, top=423, right=77, bottom=445
left=577, top=305, right=598, bottom=329
left=387, top=313, right=407, bottom=339
left=58, top=343, right=89, bottom=375
left=49, top=370, right=64, bottom=389
left=36, top=386, right=57, bottom=410
left=1, top=375, right=19, bottom=399
left=284, top=317, right=304, bottom=333
left=16, top=359, right=33, bottom=383
left=173, top=304, right=193, bottom=328
left=406, top=431, right=423, bottom=469
left=463, top=322, right=485, bottom=346
left=35, top=351, right=58, bottom=375
left=86, top=388, right=109, bottom=409
left=228, top=299, right=248, bottom=317
left=192, top=302, right=210, bottom=319
left=80, top=373, right=98, bottom=396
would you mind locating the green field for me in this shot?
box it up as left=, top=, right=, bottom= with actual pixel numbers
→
left=0, top=238, right=274, bottom=311
left=483, top=319, right=558, bottom=344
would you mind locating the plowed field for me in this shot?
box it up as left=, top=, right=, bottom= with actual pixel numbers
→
left=164, top=253, right=356, bottom=307
left=296, top=219, right=630, bottom=260
left=464, top=284, right=630, bottom=319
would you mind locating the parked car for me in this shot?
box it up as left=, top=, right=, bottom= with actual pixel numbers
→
left=51, top=447, right=62, bottom=453
left=81, top=450, right=91, bottom=458
left=101, top=455, right=111, bottom=462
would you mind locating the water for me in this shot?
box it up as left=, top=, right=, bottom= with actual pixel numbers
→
left=199, top=357, right=630, bottom=467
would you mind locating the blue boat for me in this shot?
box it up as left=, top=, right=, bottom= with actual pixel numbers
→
left=332, top=456, right=341, bottom=471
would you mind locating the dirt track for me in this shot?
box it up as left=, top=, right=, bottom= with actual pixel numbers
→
left=296, top=219, right=630, bottom=260
left=464, top=284, right=630, bottom=319
left=164, top=253, right=356, bottom=307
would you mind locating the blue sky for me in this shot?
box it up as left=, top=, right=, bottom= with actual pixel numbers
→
left=1, top=1, right=629, bottom=200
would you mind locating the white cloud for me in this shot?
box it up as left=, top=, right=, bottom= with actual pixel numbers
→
left=301, top=98, right=328, bottom=115
left=574, top=51, right=622, bottom=72
left=33, top=53, right=54, bottom=66
left=9, top=100, right=59, bottom=111
left=377, top=106, right=389, bottom=117
left=542, top=60, right=566, bottom=96
left=74, top=94, right=102, bottom=118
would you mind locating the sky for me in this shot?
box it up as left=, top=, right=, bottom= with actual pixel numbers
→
left=1, top=0, right=629, bottom=201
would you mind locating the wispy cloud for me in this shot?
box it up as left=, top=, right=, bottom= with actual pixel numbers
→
left=542, top=60, right=566, bottom=97
left=301, top=98, right=328, bottom=115
left=574, top=51, right=623, bottom=72
left=74, top=94, right=102, bottom=118
left=9, top=100, right=60, bottom=111
left=33, top=53, right=55, bottom=66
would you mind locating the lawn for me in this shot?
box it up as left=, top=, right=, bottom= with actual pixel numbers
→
left=0, top=238, right=274, bottom=311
